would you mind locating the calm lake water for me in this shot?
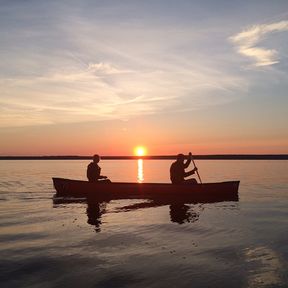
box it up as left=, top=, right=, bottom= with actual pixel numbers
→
left=0, top=160, right=287, bottom=288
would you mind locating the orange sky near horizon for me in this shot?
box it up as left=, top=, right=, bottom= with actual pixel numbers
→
left=1, top=2, right=288, bottom=156
left=1, top=113, right=287, bottom=156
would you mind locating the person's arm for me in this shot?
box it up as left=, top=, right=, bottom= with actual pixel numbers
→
left=184, top=153, right=192, bottom=168
left=184, top=167, right=197, bottom=178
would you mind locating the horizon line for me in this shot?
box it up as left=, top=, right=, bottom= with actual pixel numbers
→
left=0, top=154, right=288, bottom=160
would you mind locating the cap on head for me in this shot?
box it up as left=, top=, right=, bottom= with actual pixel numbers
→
left=93, top=154, right=100, bottom=163
left=176, top=153, right=185, bottom=162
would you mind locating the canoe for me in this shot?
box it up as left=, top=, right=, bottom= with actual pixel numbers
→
left=52, top=177, right=240, bottom=202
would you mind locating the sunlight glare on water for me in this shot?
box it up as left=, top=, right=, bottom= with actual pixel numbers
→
left=137, top=159, right=144, bottom=183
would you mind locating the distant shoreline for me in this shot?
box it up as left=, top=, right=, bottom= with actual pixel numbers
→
left=0, top=155, right=288, bottom=160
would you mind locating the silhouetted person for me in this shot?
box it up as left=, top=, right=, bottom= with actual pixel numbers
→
left=170, top=152, right=197, bottom=184
left=87, top=154, right=111, bottom=183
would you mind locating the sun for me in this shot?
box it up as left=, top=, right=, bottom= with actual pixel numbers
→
left=134, top=146, right=147, bottom=157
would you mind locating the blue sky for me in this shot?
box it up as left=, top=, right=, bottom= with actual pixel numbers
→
left=0, top=0, right=288, bottom=155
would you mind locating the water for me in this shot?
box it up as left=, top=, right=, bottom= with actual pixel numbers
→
left=0, top=160, right=287, bottom=288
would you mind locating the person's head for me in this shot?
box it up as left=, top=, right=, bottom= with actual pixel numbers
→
left=93, top=154, right=100, bottom=163
left=176, top=153, right=185, bottom=163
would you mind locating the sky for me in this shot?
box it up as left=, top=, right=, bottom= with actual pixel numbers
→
left=0, top=0, right=288, bottom=156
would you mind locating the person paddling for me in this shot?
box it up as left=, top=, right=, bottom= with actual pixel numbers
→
left=87, top=154, right=111, bottom=183
left=170, top=152, right=198, bottom=184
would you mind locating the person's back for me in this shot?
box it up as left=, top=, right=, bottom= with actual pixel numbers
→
left=87, top=154, right=111, bottom=183
left=87, top=161, right=101, bottom=182
left=170, top=160, right=185, bottom=184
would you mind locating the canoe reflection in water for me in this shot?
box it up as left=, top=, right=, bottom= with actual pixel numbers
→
left=87, top=201, right=203, bottom=232
left=53, top=196, right=238, bottom=232
left=109, top=200, right=202, bottom=224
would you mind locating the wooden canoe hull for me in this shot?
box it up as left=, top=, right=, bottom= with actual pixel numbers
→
left=52, top=178, right=239, bottom=202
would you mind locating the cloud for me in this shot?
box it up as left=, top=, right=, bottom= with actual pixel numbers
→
left=230, top=20, right=288, bottom=67
left=88, top=62, right=131, bottom=75
left=0, top=3, right=251, bottom=129
left=0, top=60, right=248, bottom=128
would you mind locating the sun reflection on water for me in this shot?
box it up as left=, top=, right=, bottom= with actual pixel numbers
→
left=137, top=159, right=144, bottom=183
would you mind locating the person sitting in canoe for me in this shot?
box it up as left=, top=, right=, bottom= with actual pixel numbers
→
left=87, top=154, right=111, bottom=183
left=170, top=152, right=198, bottom=184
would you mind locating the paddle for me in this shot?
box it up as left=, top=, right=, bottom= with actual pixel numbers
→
left=189, top=152, right=202, bottom=184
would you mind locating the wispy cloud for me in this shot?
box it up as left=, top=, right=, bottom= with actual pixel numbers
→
left=0, top=60, right=247, bottom=128
left=230, top=20, right=288, bottom=67
left=0, top=1, right=252, bottom=128
left=88, top=62, right=131, bottom=75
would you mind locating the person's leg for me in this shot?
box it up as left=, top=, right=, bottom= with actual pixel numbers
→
left=99, top=179, right=111, bottom=183
left=184, top=178, right=197, bottom=184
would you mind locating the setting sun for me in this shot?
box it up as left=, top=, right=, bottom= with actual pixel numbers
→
left=134, top=146, right=147, bottom=156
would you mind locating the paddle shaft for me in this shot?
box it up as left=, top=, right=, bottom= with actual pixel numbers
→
left=190, top=154, right=202, bottom=184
